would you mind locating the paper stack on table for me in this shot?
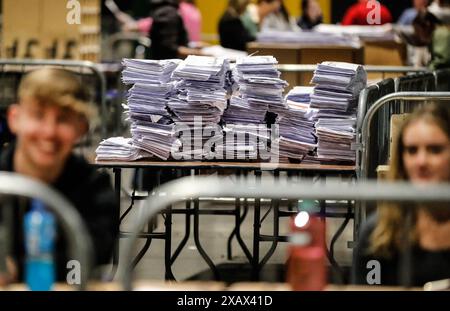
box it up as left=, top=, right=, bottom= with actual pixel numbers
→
left=122, top=58, right=181, bottom=85
left=95, top=137, right=152, bottom=161
left=310, top=62, right=367, bottom=163
left=169, top=55, right=230, bottom=159
left=234, top=56, right=288, bottom=115
left=218, top=56, right=287, bottom=160
left=121, top=58, right=181, bottom=160
left=276, top=86, right=318, bottom=160
left=131, top=119, right=181, bottom=160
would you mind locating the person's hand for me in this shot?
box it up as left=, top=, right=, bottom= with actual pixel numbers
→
left=0, top=257, right=18, bottom=287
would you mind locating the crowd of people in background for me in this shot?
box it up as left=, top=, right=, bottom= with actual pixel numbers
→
left=108, top=0, right=450, bottom=69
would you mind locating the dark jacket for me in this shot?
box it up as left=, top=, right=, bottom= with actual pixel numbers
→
left=149, top=0, right=188, bottom=59
left=352, top=214, right=450, bottom=286
left=0, top=143, right=118, bottom=281
left=219, top=11, right=255, bottom=52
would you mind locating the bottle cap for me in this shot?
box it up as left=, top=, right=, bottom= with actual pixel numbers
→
left=298, top=199, right=318, bottom=214
left=31, top=199, right=45, bottom=212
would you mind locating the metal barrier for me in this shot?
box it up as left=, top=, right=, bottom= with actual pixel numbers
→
left=356, top=92, right=450, bottom=233
left=355, top=79, right=396, bottom=179
left=360, top=92, right=450, bottom=179
left=434, top=68, right=450, bottom=91
left=0, top=59, right=108, bottom=138
left=117, top=176, right=450, bottom=289
left=0, top=172, right=93, bottom=290
left=277, top=64, right=430, bottom=79
left=395, top=72, right=436, bottom=93
left=105, top=32, right=151, bottom=61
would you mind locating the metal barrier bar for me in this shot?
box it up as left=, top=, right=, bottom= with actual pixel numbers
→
left=360, top=92, right=450, bottom=180
left=118, top=176, right=450, bottom=289
left=0, top=59, right=107, bottom=138
left=277, top=64, right=429, bottom=74
left=0, top=172, right=93, bottom=290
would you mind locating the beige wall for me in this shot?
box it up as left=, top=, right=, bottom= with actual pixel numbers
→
left=1, top=0, right=100, bottom=61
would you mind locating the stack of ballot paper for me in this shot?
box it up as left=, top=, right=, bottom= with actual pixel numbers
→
left=277, top=87, right=318, bottom=160
left=257, top=30, right=360, bottom=48
left=122, top=58, right=181, bottom=85
left=169, top=55, right=230, bottom=159
left=215, top=124, right=271, bottom=160
left=95, top=137, right=152, bottom=161
left=234, top=56, right=288, bottom=114
left=121, top=58, right=181, bottom=160
left=310, top=62, right=367, bottom=163
left=219, top=56, right=287, bottom=160
left=122, top=58, right=180, bottom=121
left=131, top=119, right=181, bottom=160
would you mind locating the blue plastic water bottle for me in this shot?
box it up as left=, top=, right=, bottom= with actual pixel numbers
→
left=24, top=200, right=56, bottom=291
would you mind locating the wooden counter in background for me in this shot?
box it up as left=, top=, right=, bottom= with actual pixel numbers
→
left=248, top=40, right=407, bottom=88
left=363, top=40, right=408, bottom=80
left=247, top=42, right=363, bottom=89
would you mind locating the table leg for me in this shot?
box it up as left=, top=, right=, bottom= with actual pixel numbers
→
left=193, top=196, right=220, bottom=280
left=110, top=167, right=122, bottom=279
left=251, top=170, right=262, bottom=280
left=164, top=205, right=175, bottom=280
left=170, top=199, right=191, bottom=265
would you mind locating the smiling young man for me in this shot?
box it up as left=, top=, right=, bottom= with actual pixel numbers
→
left=0, top=68, right=117, bottom=282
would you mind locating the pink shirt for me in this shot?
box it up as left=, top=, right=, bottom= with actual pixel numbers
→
left=179, top=2, right=202, bottom=42
left=137, top=3, right=202, bottom=42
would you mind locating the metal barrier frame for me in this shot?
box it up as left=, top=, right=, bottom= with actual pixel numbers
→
left=277, top=64, right=429, bottom=79
left=117, top=176, right=450, bottom=289
left=360, top=92, right=450, bottom=179
left=0, top=59, right=108, bottom=138
left=0, top=172, right=93, bottom=290
left=356, top=92, right=450, bottom=230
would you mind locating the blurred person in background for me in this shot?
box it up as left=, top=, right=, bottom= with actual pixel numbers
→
left=342, top=0, right=393, bottom=26
left=241, top=0, right=282, bottom=37
left=409, top=8, right=450, bottom=69
left=428, top=0, right=450, bottom=23
left=297, top=0, right=323, bottom=30
left=398, top=0, right=431, bottom=25
left=353, top=102, right=450, bottom=286
left=117, top=0, right=202, bottom=44
left=147, top=0, right=203, bottom=59
left=0, top=68, right=117, bottom=285
left=219, top=0, right=255, bottom=51
left=261, top=0, right=300, bottom=32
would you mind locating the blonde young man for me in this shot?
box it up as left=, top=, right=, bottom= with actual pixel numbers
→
left=0, top=68, right=117, bottom=283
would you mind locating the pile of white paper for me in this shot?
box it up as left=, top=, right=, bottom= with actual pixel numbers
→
left=169, top=55, right=230, bottom=158
left=277, top=87, right=318, bottom=160
left=314, top=24, right=396, bottom=42
left=122, top=58, right=181, bottom=85
left=219, top=56, right=287, bottom=160
left=121, top=58, right=181, bottom=160
left=310, top=62, right=367, bottom=163
left=234, top=56, right=288, bottom=114
left=131, top=120, right=181, bottom=160
left=257, top=30, right=360, bottom=48
left=95, top=137, right=152, bottom=161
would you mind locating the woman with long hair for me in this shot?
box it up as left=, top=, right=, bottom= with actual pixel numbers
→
left=261, top=0, right=300, bottom=32
left=297, top=0, right=323, bottom=30
left=352, top=102, right=450, bottom=286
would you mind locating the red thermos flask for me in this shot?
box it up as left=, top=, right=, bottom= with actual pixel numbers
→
left=286, top=203, right=327, bottom=291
